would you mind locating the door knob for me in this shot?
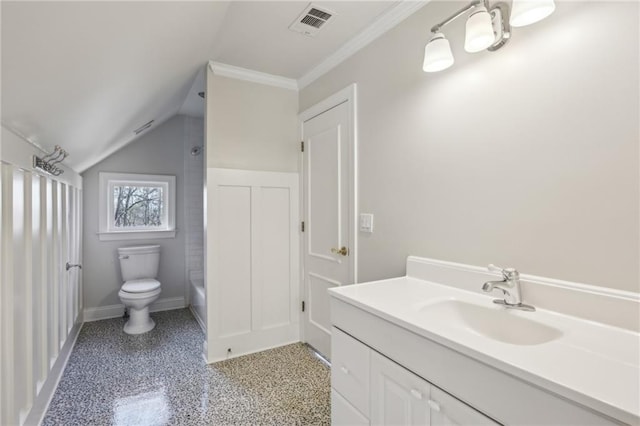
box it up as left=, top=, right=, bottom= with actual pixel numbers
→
left=331, top=246, right=348, bottom=256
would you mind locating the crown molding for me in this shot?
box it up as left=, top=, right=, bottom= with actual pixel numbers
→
left=1, top=122, right=47, bottom=154
left=209, top=2, right=429, bottom=92
left=298, top=1, right=430, bottom=89
left=209, top=61, right=299, bottom=91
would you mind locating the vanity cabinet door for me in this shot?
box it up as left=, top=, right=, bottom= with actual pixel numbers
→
left=370, top=351, right=430, bottom=425
left=429, top=387, right=499, bottom=426
left=332, top=389, right=370, bottom=426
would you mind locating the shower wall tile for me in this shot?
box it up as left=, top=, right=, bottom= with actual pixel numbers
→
left=183, top=117, right=205, bottom=291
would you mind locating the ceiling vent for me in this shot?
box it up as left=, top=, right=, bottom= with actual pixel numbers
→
left=133, top=120, right=154, bottom=135
left=289, top=4, right=335, bottom=37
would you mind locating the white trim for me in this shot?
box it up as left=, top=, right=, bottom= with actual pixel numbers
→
left=23, top=321, right=83, bottom=426
left=298, top=1, right=429, bottom=89
left=97, top=230, right=176, bottom=241
left=206, top=340, right=301, bottom=365
left=83, top=297, right=186, bottom=322
left=207, top=3, right=428, bottom=92
left=1, top=122, right=49, bottom=155
left=150, top=296, right=187, bottom=313
left=209, top=61, right=299, bottom=91
left=300, top=83, right=355, bottom=124
left=98, top=172, right=176, bottom=241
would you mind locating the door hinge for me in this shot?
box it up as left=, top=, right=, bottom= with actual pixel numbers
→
left=302, top=301, right=305, bottom=312
left=301, top=141, right=304, bottom=152
left=301, top=221, right=305, bottom=232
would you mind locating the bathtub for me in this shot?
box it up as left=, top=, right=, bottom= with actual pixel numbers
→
left=189, top=272, right=206, bottom=332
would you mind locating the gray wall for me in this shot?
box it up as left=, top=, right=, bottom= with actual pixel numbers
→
left=82, top=115, right=188, bottom=309
left=300, top=1, right=639, bottom=291
left=206, top=73, right=299, bottom=172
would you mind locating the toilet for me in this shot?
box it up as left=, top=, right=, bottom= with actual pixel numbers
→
left=117, top=245, right=162, bottom=334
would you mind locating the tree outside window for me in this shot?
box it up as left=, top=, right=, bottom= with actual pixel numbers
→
left=113, top=185, right=164, bottom=228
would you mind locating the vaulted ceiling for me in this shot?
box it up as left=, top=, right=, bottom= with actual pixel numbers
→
left=1, top=1, right=404, bottom=172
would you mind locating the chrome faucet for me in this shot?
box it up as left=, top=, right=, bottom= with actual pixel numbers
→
left=482, top=264, right=535, bottom=311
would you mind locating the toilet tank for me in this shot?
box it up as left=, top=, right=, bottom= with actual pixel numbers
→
left=117, top=245, right=160, bottom=281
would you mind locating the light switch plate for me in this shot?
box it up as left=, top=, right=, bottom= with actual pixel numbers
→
left=359, top=213, right=374, bottom=233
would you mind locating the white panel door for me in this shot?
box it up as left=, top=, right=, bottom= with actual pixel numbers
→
left=205, top=168, right=299, bottom=363
left=302, top=97, right=354, bottom=359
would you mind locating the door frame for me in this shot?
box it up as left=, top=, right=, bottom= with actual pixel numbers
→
left=298, top=83, right=358, bottom=343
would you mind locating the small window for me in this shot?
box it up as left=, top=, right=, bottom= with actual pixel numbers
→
left=99, top=172, right=175, bottom=241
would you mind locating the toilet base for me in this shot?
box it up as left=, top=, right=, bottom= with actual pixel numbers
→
left=122, top=306, right=156, bottom=335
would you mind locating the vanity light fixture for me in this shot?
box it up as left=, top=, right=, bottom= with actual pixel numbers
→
left=422, top=0, right=555, bottom=73
left=423, top=32, right=455, bottom=72
left=464, top=6, right=495, bottom=53
left=510, top=0, right=555, bottom=27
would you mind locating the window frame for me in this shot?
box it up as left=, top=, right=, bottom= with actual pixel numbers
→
left=98, top=172, right=176, bottom=241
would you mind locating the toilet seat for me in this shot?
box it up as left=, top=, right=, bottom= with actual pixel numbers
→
left=118, top=287, right=161, bottom=301
left=121, top=278, right=161, bottom=293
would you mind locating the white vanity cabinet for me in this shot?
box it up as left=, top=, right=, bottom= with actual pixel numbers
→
left=331, top=327, right=370, bottom=424
left=332, top=390, right=370, bottom=426
left=330, top=297, right=624, bottom=425
left=370, top=350, right=430, bottom=425
left=332, top=326, right=500, bottom=426
left=370, top=351, right=498, bottom=426
left=328, top=257, right=638, bottom=425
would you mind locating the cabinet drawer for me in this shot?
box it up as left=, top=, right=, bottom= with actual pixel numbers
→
left=332, top=327, right=370, bottom=415
left=430, top=386, right=499, bottom=426
left=332, top=388, right=369, bottom=425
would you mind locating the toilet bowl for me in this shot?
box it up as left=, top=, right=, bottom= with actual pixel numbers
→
left=118, top=279, right=161, bottom=334
left=117, top=245, right=162, bottom=334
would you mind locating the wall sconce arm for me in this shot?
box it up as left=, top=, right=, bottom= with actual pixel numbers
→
left=430, top=0, right=484, bottom=34
left=487, top=2, right=511, bottom=51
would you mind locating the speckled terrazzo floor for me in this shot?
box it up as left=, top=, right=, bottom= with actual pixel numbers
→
left=43, top=309, right=330, bottom=425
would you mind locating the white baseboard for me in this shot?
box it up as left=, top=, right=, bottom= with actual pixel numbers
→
left=206, top=339, right=301, bottom=364
left=205, top=323, right=300, bottom=364
left=23, top=320, right=83, bottom=426
left=151, top=297, right=187, bottom=313
left=83, top=297, right=186, bottom=322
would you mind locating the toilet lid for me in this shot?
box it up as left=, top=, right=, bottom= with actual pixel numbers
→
left=122, top=279, right=161, bottom=293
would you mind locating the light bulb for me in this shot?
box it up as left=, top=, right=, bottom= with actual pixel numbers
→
left=510, top=0, right=555, bottom=27
left=464, top=7, right=495, bottom=53
left=423, top=33, right=454, bottom=73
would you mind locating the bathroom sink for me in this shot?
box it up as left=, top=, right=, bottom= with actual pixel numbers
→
left=418, top=300, right=563, bottom=346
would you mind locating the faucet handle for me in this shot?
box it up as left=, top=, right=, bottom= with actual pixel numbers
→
left=487, top=264, right=519, bottom=279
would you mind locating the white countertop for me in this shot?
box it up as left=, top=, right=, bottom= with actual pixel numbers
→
left=329, top=277, right=640, bottom=424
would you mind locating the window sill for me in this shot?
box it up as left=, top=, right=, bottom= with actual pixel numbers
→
left=97, top=230, right=176, bottom=241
